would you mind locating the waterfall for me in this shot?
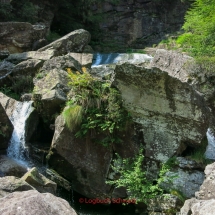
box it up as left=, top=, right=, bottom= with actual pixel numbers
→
left=205, top=128, right=215, bottom=160
left=7, top=101, right=34, bottom=163
left=92, top=53, right=153, bottom=67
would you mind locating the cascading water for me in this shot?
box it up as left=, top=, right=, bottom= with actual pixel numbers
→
left=7, top=101, right=34, bottom=164
left=205, top=128, right=215, bottom=160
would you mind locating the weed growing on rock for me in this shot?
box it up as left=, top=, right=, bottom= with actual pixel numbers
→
left=63, top=67, right=131, bottom=146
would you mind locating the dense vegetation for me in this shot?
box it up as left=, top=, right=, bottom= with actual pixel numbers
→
left=177, top=0, right=215, bottom=57
left=63, top=67, right=131, bottom=146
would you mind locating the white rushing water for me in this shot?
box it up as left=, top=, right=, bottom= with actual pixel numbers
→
left=7, top=101, right=34, bottom=163
left=205, top=128, right=215, bottom=160
left=92, top=53, right=153, bottom=67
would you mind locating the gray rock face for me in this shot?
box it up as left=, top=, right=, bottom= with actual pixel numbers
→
left=180, top=162, right=215, bottom=215
left=38, top=29, right=91, bottom=56
left=69, top=53, right=93, bottom=68
left=0, top=92, right=17, bottom=118
left=6, top=50, right=55, bottom=64
left=147, top=194, right=183, bottom=213
left=113, top=63, right=209, bottom=162
left=21, top=167, right=57, bottom=195
left=0, top=103, right=13, bottom=150
left=195, top=162, right=215, bottom=200
left=162, top=169, right=205, bottom=198
left=0, top=176, right=34, bottom=198
left=40, top=54, right=82, bottom=74
left=33, top=69, right=69, bottom=117
left=0, top=61, right=15, bottom=79
left=0, top=22, right=47, bottom=53
left=0, top=190, right=77, bottom=215
left=47, top=115, right=113, bottom=198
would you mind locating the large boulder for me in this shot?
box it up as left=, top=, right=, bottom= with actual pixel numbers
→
left=0, top=155, right=27, bottom=177
left=33, top=69, right=69, bottom=117
left=0, top=190, right=77, bottom=215
left=113, top=63, right=209, bottom=162
left=0, top=22, right=47, bottom=53
left=21, top=167, right=57, bottom=195
left=47, top=115, right=113, bottom=198
left=0, top=103, right=13, bottom=150
left=0, top=176, right=34, bottom=198
left=38, top=29, right=91, bottom=56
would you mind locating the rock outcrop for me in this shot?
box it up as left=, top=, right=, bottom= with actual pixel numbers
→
left=38, top=29, right=91, bottom=56
left=0, top=190, right=77, bottom=215
left=0, top=103, right=13, bottom=150
left=22, top=167, right=57, bottom=195
left=0, top=176, right=34, bottom=198
left=180, top=162, right=215, bottom=215
left=0, top=22, right=47, bottom=53
left=113, top=63, right=209, bottom=162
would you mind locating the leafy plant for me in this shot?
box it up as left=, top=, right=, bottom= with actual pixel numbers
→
left=63, top=67, right=131, bottom=145
left=106, top=148, right=171, bottom=203
left=0, top=85, right=19, bottom=100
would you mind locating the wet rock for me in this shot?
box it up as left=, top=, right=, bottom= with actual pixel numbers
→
left=113, top=63, right=209, bottom=162
left=0, top=155, right=27, bottom=177
left=0, top=190, right=77, bottom=215
left=0, top=103, right=13, bottom=150
left=38, top=29, right=91, bottom=56
left=162, top=169, right=205, bottom=198
left=147, top=194, right=183, bottom=214
left=22, top=167, right=57, bottom=195
left=0, top=22, right=47, bottom=53
left=0, top=176, right=34, bottom=198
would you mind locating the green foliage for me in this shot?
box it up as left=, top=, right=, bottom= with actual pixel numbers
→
left=63, top=67, right=131, bottom=145
left=0, top=85, right=19, bottom=100
left=0, top=0, right=39, bottom=23
left=0, top=3, right=13, bottom=21
left=107, top=148, right=171, bottom=203
left=46, top=32, right=61, bottom=43
left=12, top=75, right=34, bottom=95
left=177, top=0, right=215, bottom=56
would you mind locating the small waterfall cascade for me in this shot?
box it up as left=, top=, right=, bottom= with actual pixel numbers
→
left=92, top=53, right=153, bottom=67
left=7, top=101, right=34, bottom=163
left=205, top=128, right=215, bottom=160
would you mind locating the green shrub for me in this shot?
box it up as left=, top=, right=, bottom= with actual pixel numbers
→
left=106, top=148, right=171, bottom=203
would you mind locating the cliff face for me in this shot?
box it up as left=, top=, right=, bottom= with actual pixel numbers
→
left=85, top=0, right=190, bottom=51
left=1, top=0, right=190, bottom=53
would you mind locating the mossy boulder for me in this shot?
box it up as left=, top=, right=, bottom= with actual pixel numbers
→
left=22, top=167, right=57, bottom=195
